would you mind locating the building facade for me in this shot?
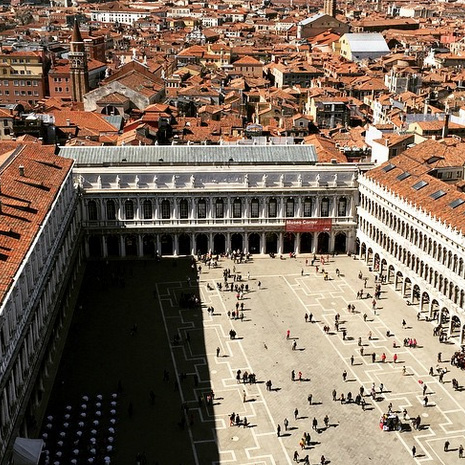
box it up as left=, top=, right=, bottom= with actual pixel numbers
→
left=58, top=145, right=365, bottom=260
left=0, top=145, right=83, bottom=463
left=357, top=154, right=465, bottom=345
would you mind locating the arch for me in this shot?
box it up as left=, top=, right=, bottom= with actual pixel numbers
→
left=214, top=198, right=224, bottom=219
left=143, top=234, right=155, bottom=257
left=88, top=235, right=102, bottom=258
left=265, top=232, right=278, bottom=254
left=178, top=234, right=191, bottom=256
left=213, top=233, right=226, bottom=254
left=232, top=198, right=242, bottom=218
left=231, top=233, right=243, bottom=252
left=107, top=235, right=119, bottom=257
left=430, top=299, right=440, bottom=321
left=125, top=200, right=134, bottom=220
left=197, top=198, right=207, bottom=219
left=125, top=235, right=138, bottom=256
left=403, top=277, right=412, bottom=299
left=451, top=315, right=461, bottom=340
left=196, top=233, right=209, bottom=255
left=179, top=199, right=189, bottom=219
left=248, top=233, right=260, bottom=254
left=101, top=105, right=120, bottom=115
left=380, top=258, right=387, bottom=274
left=143, top=199, right=153, bottom=219
left=106, top=199, right=116, bottom=220
left=366, top=247, right=373, bottom=265
left=283, top=232, right=295, bottom=254
left=412, top=284, right=421, bottom=304
left=440, top=307, right=450, bottom=326
left=360, top=242, right=367, bottom=260
left=161, top=199, right=171, bottom=219
left=87, top=200, right=98, bottom=221
left=337, top=197, right=347, bottom=216
left=285, top=198, right=295, bottom=217
left=160, top=234, right=173, bottom=255
left=387, top=264, right=395, bottom=284
left=395, top=271, right=403, bottom=292
left=317, top=232, right=330, bottom=253
left=420, top=291, right=430, bottom=312
left=300, top=232, right=313, bottom=253
left=334, top=232, right=346, bottom=253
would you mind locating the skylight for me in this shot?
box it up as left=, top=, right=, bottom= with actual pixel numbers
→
left=397, top=172, right=411, bottom=181
left=449, top=198, right=465, bottom=209
left=412, top=180, right=428, bottom=190
left=382, top=163, right=395, bottom=173
left=430, top=190, right=446, bottom=200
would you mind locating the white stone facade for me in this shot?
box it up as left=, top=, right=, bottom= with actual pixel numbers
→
left=357, top=174, right=465, bottom=344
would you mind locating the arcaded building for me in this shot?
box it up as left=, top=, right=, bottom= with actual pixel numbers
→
left=59, top=145, right=366, bottom=259
left=357, top=152, right=465, bottom=345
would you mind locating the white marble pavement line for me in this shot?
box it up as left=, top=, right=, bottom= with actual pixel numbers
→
left=208, top=279, right=294, bottom=465
left=281, top=274, right=444, bottom=464
left=155, top=280, right=201, bottom=465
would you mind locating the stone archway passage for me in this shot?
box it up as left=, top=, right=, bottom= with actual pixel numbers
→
left=89, top=235, right=102, bottom=258
left=213, top=234, right=226, bottom=254
left=125, top=235, right=138, bottom=256
left=196, top=234, right=208, bottom=255
left=300, top=233, right=313, bottom=253
left=335, top=233, right=346, bottom=253
left=231, top=233, right=243, bottom=253
left=178, top=234, right=191, bottom=256
left=160, top=234, right=173, bottom=256
left=107, top=235, right=119, bottom=257
left=318, top=232, right=330, bottom=254
left=248, top=233, right=260, bottom=254
left=265, top=233, right=278, bottom=254
left=283, top=233, right=295, bottom=254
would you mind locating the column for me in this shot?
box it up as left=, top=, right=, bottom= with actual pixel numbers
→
left=138, top=235, right=144, bottom=257
left=191, top=233, right=196, bottom=256
left=278, top=232, right=283, bottom=254
left=191, top=199, right=196, bottom=220
left=120, top=236, right=126, bottom=258
left=448, top=315, right=453, bottom=339
left=173, top=199, right=179, bottom=223
left=261, top=232, right=266, bottom=254
left=295, top=232, right=300, bottom=254
left=209, top=232, right=214, bottom=253
left=155, top=235, right=161, bottom=256
left=279, top=197, right=284, bottom=218
left=244, top=198, right=249, bottom=224
left=154, top=199, right=159, bottom=220
left=226, top=232, right=231, bottom=254
left=329, top=232, right=335, bottom=253
left=173, top=234, right=179, bottom=256
left=314, top=197, right=320, bottom=217
left=332, top=196, right=337, bottom=218
left=102, top=235, right=108, bottom=257
left=84, top=236, right=90, bottom=258
left=312, top=232, right=318, bottom=253
left=297, top=197, right=302, bottom=217
left=136, top=198, right=141, bottom=220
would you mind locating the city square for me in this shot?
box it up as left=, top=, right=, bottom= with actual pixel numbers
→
left=42, top=254, right=465, bottom=465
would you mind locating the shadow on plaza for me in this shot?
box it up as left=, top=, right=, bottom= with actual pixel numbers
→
left=40, top=258, right=218, bottom=465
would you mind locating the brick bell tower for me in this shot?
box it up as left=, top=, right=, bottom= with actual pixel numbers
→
left=69, top=20, right=89, bottom=102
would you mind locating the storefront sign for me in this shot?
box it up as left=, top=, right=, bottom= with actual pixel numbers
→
left=285, top=219, right=332, bottom=232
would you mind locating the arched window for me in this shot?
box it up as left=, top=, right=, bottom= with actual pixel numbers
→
left=106, top=200, right=116, bottom=220
left=268, top=198, right=277, bottom=218
left=233, top=198, right=242, bottom=218
left=320, top=197, right=330, bottom=217
left=87, top=200, right=97, bottom=221
left=338, top=197, right=347, bottom=216
left=125, top=200, right=134, bottom=220
left=143, top=200, right=152, bottom=219
left=179, top=199, right=188, bottom=219
left=161, top=199, right=171, bottom=219
left=286, top=198, right=294, bottom=217
left=303, top=197, right=312, bottom=217
left=198, top=199, right=206, bottom=219
left=251, top=198, right=259, bottom=218
left=215, top=199, right=224, bottom=218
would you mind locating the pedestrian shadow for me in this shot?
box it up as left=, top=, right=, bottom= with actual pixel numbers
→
left=298, top=416, right=309, bottom=420
left=310, top=401, right=323, bottom=406
left=272, top=387, right=282, bottom=392
left=346, top=336, right=354, bottom=341
left=347, top=378, right=357, bottom=383
left=280, top=433, right=291, bottom=437
left=288, top=426, right=298, bottom=431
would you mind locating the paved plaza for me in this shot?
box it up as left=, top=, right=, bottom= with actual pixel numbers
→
left=44, top=255, right=465, bottom=465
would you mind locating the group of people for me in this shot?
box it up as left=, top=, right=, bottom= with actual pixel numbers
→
left=451, top=349, right=465, bottom=370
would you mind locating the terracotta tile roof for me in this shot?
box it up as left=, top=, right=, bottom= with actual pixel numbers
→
left=50, top=110, right=118, bottom=133
left=0, top=144, right=73, bottom=306
left=365, top=145, right=465, bottom=232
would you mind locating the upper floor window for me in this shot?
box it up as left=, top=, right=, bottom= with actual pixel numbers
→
left=161, top=199, right=171, bottom=219
left=251, top=198, right=259, bottom=218
left=338, top=197, right=347, bottom=217
left=106, top=200, right=116, bottom=220
left=321, top=197, right=330, bottom=217
left=198, top=199, right=206, bottom=219
left=125, top=200, right=134, bottom=220
left=143, top=200, right=152, bottom=219
left=233, top=198, right=242, bottom=218
left=303, top=197, right=312, bottom=217
left=87, top=200, right=97, bottom=221
left=215, top=199, right=224, bottom=218
left=179, top=199, right=188, bottom=219
left=286, top=198, right=294, bottom=217
left=268, top=198, right=277, bottom=218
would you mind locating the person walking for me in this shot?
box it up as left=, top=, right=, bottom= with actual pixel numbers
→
left=277, top=424, right=281, bottom=437
left=393, top=353, right=398, bottom=363
left=332, top=389, right=337, bottom=401
left=459, top=444, right=464, bottom=458
left=412, top=445, right=416, bottom=457
left=291, top=370, right=295, bottom=382
left=284, top=418, right=289, bottom=431
left=294, top=408, right=299, bottom=420
left=444, top=441, right=450, bottom=452
left=293, top=451, right=299, bottom=463
left=324, top=415, right=329, bottom=428
left=312, top=417, right=318, bottom=431
left=307, top=393, right=313, bottom=405
left=422, top=384, right=427, bottom=396
left=286, top=330, right=291, bottom=340
left=342, top=370, right=348, bottom=382
left=423, top=396, right=428, bottom=407
left=216, top=347, right=220, bottom=357
left=350, top=355, right=354, bottom=366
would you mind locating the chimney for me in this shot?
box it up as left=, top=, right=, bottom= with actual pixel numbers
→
left=442, top=112, right=450, bottom=139
left=66, top=118, right=71, bottom=126
left=19, top=165, right=25, bottom=177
